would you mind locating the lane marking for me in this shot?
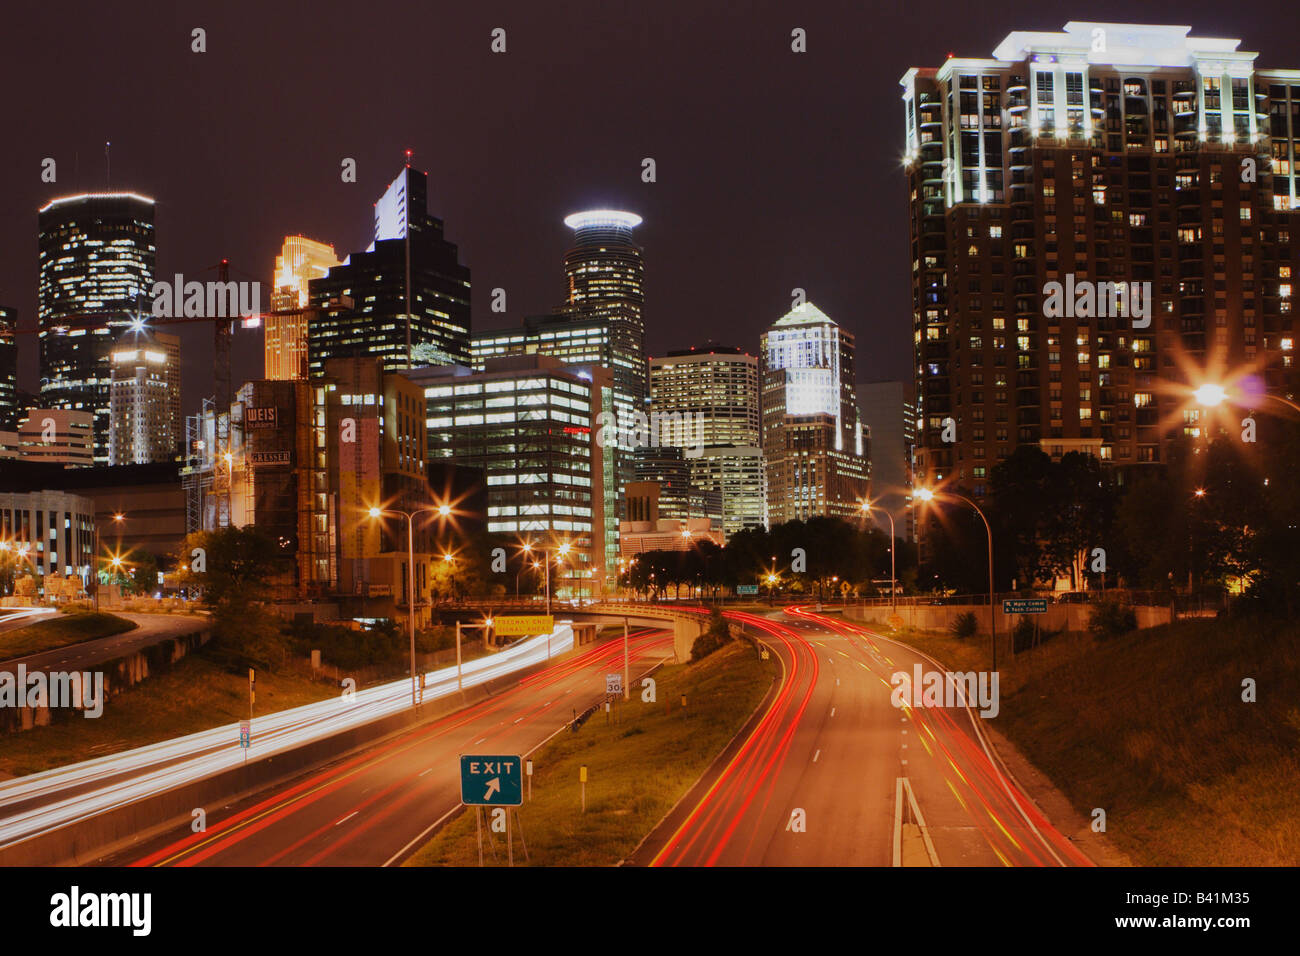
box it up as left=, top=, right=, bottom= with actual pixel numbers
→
left=335, top=811, right=359, bottom=826
left=418, top=768, right=433, bottom=777
left=830, top=707, right=836, bottom=717
left=813, top=749, right=821, bottom=762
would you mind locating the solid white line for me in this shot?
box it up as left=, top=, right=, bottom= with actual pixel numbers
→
left=335, top=811, right=359, bottom=826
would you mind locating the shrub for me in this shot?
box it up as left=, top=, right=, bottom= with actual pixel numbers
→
left=1088, top=598, right=1138, bottom=639
left=690, top=609, right=733, bottom=662
left=950, top=611, right=978, bottom=639
left=1012, top=615, right=1037, bottom=652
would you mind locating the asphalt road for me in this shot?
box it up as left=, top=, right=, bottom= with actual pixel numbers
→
left=113, top=628, right=674, bottom=867
left=633, top=606, right=1092, bottom=867
left=0, top=612, right=208, bottom=671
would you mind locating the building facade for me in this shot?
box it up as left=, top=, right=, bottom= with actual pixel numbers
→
left=266, top=236, right=340, bottom=380
left=471, top=209, right=647, bottom=507
left=0, top=306, right=16, bottom=431
left=650, top=344, right=766, bottom=535
left=410, top=355, right=614, bottom=595
left=761, top=303, right=870, bottom=523
left=308, top=167, right=471, bottom=376
left=16, top=408, right=94, bottom=465
left=902, top=22, right=1300, bottom=497
left=109, top=327, right=181, bottom=464
left=0, top=490, right=96, bottom=583
left=38, top=192, right=157, bottom=464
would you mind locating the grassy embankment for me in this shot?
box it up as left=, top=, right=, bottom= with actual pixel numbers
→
left=0, top=617, right=478, bottom=779
left=405, top=640, right=775, bottom=866
left=878, top=616, right=1300, bottom=865
left=0, top=610, right=137, bottom=659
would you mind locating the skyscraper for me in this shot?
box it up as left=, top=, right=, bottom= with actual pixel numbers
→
left=650, top=344, right=766, bottom=536
left=109, top=325, right=181, bottom=464
left=0, top=306, right=16, bottom=431
left=470, top=209, right=646, bottom=508
left=902, top=22, right=1299, bottom=497
left=38, top=192, right=157, bottom=464
left=761, top=302, right=870, bottom=523
left=266, top=236, right=340, bottom=380
left=308, top=166, right=471, bottom=375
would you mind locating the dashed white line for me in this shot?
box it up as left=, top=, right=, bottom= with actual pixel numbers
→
left=513, top=717, right=523, bottom=724
left=813, top=749, right=821, bottom=762
left=418, top=767, right=433, bottom=777
left=335, top=811, right=359, bottom=826
left=830, top=707, right=836, bottom=717
left=474, top=737, right=487, bottom=745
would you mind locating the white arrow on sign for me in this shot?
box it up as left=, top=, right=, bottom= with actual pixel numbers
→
left=483, top=778, right=500, bottom=801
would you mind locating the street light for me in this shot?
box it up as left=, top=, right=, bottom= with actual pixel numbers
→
left=861, top=498, right=897, bottom=619
left=368, top=504, right=447, bottom=709
left=1195, top=380, right=1300, bottom=416
left=516, top=540, right=534, bottom=598
left=917, top=487, right=999, bottom=671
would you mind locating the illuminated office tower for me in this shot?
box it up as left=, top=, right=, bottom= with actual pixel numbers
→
left=266, top=236, right=340, bottom=380
left=650, top=344, right=766, bottom=535
left=109, top=326, right=181, bottom=464
left=38, top=192, right=156, bottom=463
left=308, top=165, right=471, bottom=375
left=902, top=22, right=1300, bottom=497
left=761, top=302, right=870, bottom=524
left=0, top=306, right=16, bottom=431
left=410, top=355, right=615, bottom=595
left=471, top=210, right=646, bottom=505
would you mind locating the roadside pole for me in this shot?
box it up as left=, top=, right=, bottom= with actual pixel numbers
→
left=456, top=621, right=463, bottom=691
left=623, top=616, right=630, bottom=702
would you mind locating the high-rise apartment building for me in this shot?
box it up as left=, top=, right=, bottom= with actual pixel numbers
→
left=109, top=327, right=181, bottom=464
left=761, top=302, right=870, bottom=523
left=38, top=192, right=156, bottom=464
left=0, top=306, right=16, bottom=431
left=308, top=166, right=471, bottom=375
left=902, top=22, right=1300, bottom=497
left=650, top=344, right=766, bottom=535
left=409, top=355, right=615, bottom=595
left=266, top=236, right=340, bottom=380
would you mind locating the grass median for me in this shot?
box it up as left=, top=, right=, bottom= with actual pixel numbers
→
left=0, top=610, right=137, bottom=660
left=404, top=639, right=776, bottom=867
left=872, top=615, right=1300, bottom=866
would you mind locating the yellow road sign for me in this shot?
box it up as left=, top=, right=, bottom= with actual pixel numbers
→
left=493, top=614, right=555, bottom=636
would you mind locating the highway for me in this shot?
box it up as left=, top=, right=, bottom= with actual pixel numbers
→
left=0, top=624, right=585, bottom=854
left=634, top=605, right=1092, bottom=867
left=114, top=627, right=673, bottom=866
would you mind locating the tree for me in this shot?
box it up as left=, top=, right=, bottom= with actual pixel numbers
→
left=124, top=552, right=160, bottom=597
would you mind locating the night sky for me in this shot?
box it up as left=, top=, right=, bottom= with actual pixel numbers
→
left=2, top=0, right=1298, bottom=419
